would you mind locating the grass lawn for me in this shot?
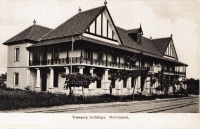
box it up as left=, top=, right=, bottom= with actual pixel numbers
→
left=0, top=87, right=188, bottom=111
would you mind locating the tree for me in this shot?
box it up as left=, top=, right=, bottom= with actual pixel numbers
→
left=108, top=72, right=119, bottom=95
left=170, top=75, right=180, bottom=95
left=61, top=73, right=97, bottom=97
left=0, top=73, right=7, bottom=87
left=129, top=70, right=141, bottom=99
left=154, top=69, right=165, bottom=92
left=184, top=78, right=199, bottom=95
left=149, top=74, right=157, bottom=94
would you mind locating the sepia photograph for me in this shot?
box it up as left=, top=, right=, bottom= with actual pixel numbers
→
left=0, top=0, right=199, bottom=128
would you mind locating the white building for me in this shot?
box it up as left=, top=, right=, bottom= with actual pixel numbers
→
left=3, top=4, right=187, bottom=95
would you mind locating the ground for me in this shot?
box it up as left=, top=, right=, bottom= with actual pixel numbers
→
left=3, top=95, right=198, bottom=113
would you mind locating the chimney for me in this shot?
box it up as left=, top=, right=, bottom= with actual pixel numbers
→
left=137, top=33, right=141, bottom=45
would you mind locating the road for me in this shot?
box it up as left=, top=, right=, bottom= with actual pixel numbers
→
left=6, top=96, right=198, bottom=113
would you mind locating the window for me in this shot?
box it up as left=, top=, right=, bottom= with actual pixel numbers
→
left=54, top=71, right=58, bottom=88
left=53, top=48, right=59, bottom=59
left=97, top=53, right=103, bottom=60
left=96, top=73, right=102, bottom=88
left=14, top=73, right=19, bottom=86
left=15, top=47, right=20, bottom=61
left=84, top=50, right=91, bottom=59
left=33, top=52, right=40, bottom=60
left=111, top=55, right=117, bottom=63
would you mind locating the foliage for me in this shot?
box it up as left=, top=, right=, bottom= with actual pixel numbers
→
left=108, top=68, right=148, bottom=99
left=61, top=73, right=97, bottom=96
left=24, top=86, right=31, bottom=91
left=124, top=52, right=143, bottom=64
left=155, top=86, right=164, bottom=91
left=184, top=78, right=199, bottom=95
left=62, top=73, right=96, bottom=88
left=0, top=73, right=6, bottom=81
left=0, top=73, right=6, bottom=87
left=0, top=87, right=188, bottom=111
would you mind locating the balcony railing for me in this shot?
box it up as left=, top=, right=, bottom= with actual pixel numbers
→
left=29, top=57, right=142, bottom=69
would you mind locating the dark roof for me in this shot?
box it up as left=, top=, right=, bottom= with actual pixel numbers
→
left=28, top=35, right=82, bottom=48
left=3, top=25, right=52, bottom=45
left=116, top=26, right=161, bottom=56
left=20, top=5, right=186, bottom=66
left=153, top=37, right=172, bottom=55
left=42, top=6, right=105, bottom=41
left=141, top=36, right=161, bottom=56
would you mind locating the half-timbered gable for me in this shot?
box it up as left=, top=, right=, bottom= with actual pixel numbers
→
left=163, top=39, right=178, bottom=60
left=153, top=37, right=178, bottom=60
left=84, top=6, right=121, bottom=45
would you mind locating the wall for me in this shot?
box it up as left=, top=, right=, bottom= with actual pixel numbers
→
left=7, top=67, right=27, bottom=90
left=7, top=43, right=30, bottom=89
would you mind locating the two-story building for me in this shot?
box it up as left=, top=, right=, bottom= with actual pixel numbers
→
left=3, top=4, right=187, bottom=95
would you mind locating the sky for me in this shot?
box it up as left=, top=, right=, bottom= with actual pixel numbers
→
left=0, top=0, right=199, bottom=79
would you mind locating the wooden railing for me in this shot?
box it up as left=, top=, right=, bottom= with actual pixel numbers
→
left=29, top=57, right=141, bottom=69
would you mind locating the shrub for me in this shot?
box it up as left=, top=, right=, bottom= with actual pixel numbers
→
left=0, top=87, right=189, bottom=111
left=24, top=86, right=31, bottom=91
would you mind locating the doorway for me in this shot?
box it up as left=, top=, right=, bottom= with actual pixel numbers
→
left=41, top=72, right=47, bottom=91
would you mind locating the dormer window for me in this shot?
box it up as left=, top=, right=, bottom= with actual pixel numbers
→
left=127, top=24, right=143, bottom=45
left=15, top=47, right=20, bottom=62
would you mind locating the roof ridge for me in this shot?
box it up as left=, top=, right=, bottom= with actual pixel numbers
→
left=153, top=37, right=172, bottom=41
left=27, top=25, right=35, bottom=40
left=79, top=5, right=105, bottom=14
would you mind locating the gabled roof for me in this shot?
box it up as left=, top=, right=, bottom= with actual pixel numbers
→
left=116, top=26, right=161, bottom=56
left=42, top=6, right=105, bottom=41
left=3, top=24, right=52, bottom=45
left=141, top=36, right=162, bottom=56
left=153, top=37, right=172, bottom=55
left=21, top=5, right=186, bottom=66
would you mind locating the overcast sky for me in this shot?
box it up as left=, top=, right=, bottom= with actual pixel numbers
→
left=0, top=0, right=199, bottom=79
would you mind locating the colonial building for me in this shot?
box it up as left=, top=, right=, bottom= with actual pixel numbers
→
left=3, top=3, right=187, bottom=95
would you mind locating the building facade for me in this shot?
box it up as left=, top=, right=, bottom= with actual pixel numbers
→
left=3, top=5, right=187, bottom=96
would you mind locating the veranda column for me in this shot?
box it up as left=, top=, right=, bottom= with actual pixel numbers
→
left=90, top=67, right=95, bottom=76
left=154, top=78, right=159, bottom=93
left=103, top=69, right=110, bottom=94
left=78, top=66, right=85, bottom=95
left=89, top=67, right=95, bottom=95
left=78, top=66, right=85, bottom=74
left=49, top=67, right=54, bottom=88
left=136, top=76, right=141, bottom=92
left=116, top=79, right=122, bottom=95
left=26, top=68, right=30, bottom=86
left=65, top=67, right=69, bottom=74
left=36, top=68, right=41, bottom=89
left=127, top=77, right=132, bottom=95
